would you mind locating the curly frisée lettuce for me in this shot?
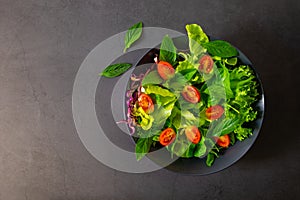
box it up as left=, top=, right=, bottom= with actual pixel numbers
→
left=124, top=24, right=260, bottom=166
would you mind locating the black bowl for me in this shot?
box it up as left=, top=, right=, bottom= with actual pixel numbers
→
left=126, top=36, right=265, bottom=175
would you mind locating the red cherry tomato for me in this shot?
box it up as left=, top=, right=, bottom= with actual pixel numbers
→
left=205, top=105, right=224, bottom=120
left=138, top=93, right=154, bottom=113
left=181, top=85, right=201, bottom=103
left=159, top=128, right=176, bottom=146
left=157, top=61, right=175, bottom=80
left=185, top=126, right=201, bottom=144
left=199, top=55, right=214, bottom=74
left=216, top=134, right=230, bottom=148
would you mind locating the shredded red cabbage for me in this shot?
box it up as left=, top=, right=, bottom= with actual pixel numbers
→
left=117, top=63, right=155, bottom=135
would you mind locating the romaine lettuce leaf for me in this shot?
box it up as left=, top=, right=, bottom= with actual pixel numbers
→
left=133, top=107, right=154, bottom=130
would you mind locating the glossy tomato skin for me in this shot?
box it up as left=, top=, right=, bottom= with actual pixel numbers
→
left=199, top=55, right=214, bottom=74
left=185, top=126, right=201, bottom=144
left=138, top=93, right=154, bottom=113
left=157, top=61, right=175, bottom=80
left=159, top=128, right=176, bottom=146
left=206, top=105, right=224, bottom=120
left=181, top=85, right=201, bottom=103
left=216, top=134, right=230, bottom=148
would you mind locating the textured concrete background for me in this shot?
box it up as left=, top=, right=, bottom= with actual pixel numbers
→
left=0, top=0, right=299, bottom=199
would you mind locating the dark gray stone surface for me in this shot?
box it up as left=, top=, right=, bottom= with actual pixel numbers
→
left=0, top=0, right=299, bottom=199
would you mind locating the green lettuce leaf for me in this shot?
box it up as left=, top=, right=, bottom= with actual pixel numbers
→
left=133, top=107, right=154, bottom=130
left=144, top=85, right=175, bottom=97
left=234, top=125, right=253, bottom=141
left=186, top=24, right=209, bottom=56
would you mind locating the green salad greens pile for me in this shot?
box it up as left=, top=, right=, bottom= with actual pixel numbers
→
left=126, top=24, right=259, bottom=166
left=101, top=22, right=259, bottom=167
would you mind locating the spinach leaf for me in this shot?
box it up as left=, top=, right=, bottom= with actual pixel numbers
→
left=206, top=117, right=241, bottom=137
left=203, top=84, right=226, bottom=106
left=202, top=40, right=238, bottom=58
left=218, top=62, right=234, bottom=98
left=165, top=69, right=198, bottom=92
left=186, top=24, right=209, bottom=56
left=135, top=137, right=152, bottom=161
left=181, top=143, right=196, bottom=158
left=171, top=141, right=188, bottom=157
left=167, top=106, right=181, bottom=130
left=159, top=35, right=177, bottom=66
left=100, top=63, right=132, bottom=78
left=142, top=70, right=163, bottom=86
left=179, top=68, right=198, bottom=81
left=124, top=21, right=143, bottom=52
left=206, top=152, right=215, bottom=167
left=229, top=132, right=236, bottom=145
left=194, top=137, right=206, bottom=157
left=164, top=74, right=187, bottom=91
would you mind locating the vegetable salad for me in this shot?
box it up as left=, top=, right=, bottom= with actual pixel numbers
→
left=122, top=24, right=259, bottom=166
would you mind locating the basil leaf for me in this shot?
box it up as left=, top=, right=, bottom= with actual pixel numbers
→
left=135, top=137, right=152, bottom=161
left=142, top=70, right=163, bottom=86
left=186, top=24, right=209, bottom=56
left=202, top=40, right=238, bottom=58
left=194, top=137, right=206, bottom=157
left=229, top=132, right=236, bottom=145
left=159, top=35, right=177, bottom=66
left=100, top=63, right=132, bottom=78
left=171, top=140, right=191, bottom=157
left=207, top=117, right=241, bottom=137
left=181, top=143, right=196, bottom=158
left=206, top=152, right=215, bottom=167
left=124, top=21, right=143, bottom=52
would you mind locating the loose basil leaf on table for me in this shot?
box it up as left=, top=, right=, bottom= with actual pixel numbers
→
left=202, top=40, right=238, bottom=58
left=100, top=63, right=132, bottom=78
left=159, top=35, right=177, bottom=66
left=123, top=21, right=143, bottom=52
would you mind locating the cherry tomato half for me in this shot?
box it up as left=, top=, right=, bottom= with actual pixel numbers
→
left=159, top=128, right=176, bottom=146
left=138, top=93, right=154, bottom=113
left=157, top=61, right=175, bottom=80
left=199, top=55, right=214, bottom=74
left=181, top=85, right=201, bottom=103
left=185, top=126, right=201, bottom=144
left=216, top=134, right=230, bottom=148
left=205, top=105, right=224, bottom=120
